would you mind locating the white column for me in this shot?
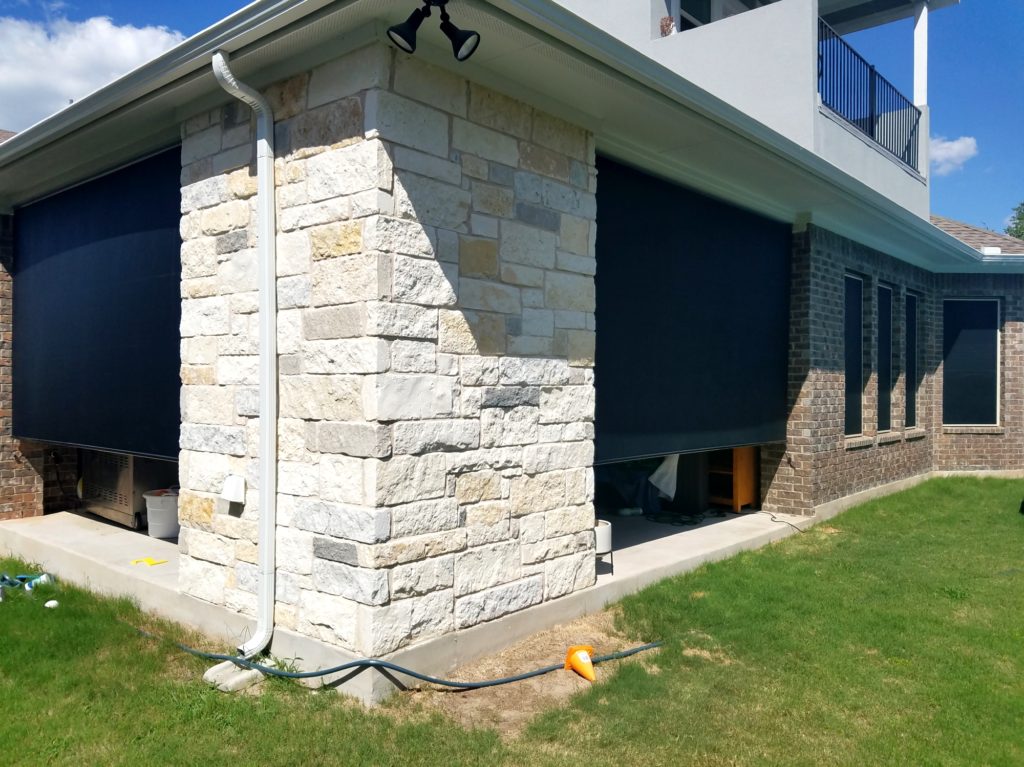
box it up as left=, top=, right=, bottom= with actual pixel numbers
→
left=913, top=1, right=929, bottom=106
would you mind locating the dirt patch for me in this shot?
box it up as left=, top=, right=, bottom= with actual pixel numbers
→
left=690, top=590, right=708, bottom=600
left=395, top=608, right=654, bottom=738
left=817, top=526, right=842, bottom=536
left=681, top=647, right=734, bottom=665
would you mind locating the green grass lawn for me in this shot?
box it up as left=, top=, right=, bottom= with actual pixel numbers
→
left=2, top=477, right=1022, bottom=766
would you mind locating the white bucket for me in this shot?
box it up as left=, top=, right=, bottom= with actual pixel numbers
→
left=595, top=519, right=613, bottom=555
left=144, top=489, right=180, bottom=539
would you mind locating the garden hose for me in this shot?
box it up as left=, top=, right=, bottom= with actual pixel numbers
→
left=135, top=625, right=662, bottom=690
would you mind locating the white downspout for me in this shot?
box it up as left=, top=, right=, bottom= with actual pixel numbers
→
left=212, top=50, right=278, bottom=659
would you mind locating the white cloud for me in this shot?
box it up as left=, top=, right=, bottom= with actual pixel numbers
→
left=0, top=15, right=184, bottom=132
left=930, top=135, right=979, bottom=177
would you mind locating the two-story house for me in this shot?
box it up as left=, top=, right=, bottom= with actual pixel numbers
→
left=0, top=0, right=1018, bottom=702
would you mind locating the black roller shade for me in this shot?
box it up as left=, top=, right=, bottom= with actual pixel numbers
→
left=943, top=299, right=999, bottom=426
left=593, top=156, right=791, bottom=463
left=905, top=293, right=918, bottom=428
left=844, top=275, right=863, bottom=436
left=13, top=148, right=182, bottom=458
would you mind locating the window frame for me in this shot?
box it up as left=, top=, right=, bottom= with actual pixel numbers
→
left=904, top=292, right=919, bottom=429
left=877, top=283, right=894, bottom=433
left=941, top=297, right=1001, bottom=427
left=844, top=273, right=865, bottom=437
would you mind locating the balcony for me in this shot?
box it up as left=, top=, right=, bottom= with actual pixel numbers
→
left=818, top=18, right=921, bottom=171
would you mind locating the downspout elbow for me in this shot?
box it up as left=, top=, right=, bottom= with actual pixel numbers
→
left=211, top=50, right=278, bottom=659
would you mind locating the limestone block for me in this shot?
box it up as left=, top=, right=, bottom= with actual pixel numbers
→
left=181, top=529, right=234, bottom=566
left=554, top=329, right=597, bottom=367
left=279, top=375, right=362, bottom=421
left=320, top=455, right=373, bottom=505
left=179, top=555, right=227, bottom=604
left=520, top=532, right=586, bottom=565
left=455, top=471, right=502, bottom=505
left=498, top=358, right=570, bottom=386
left=562, top=421, right=594, bottom=442
left=392, top=419, right=480, bottom=455
left=460, top=356, right=499, bottom=387
left=522, top=442, right=594, bottom=475
left=356, top=589, right=454, bottom=656
left=559, top=214, right=590, bottom=256
left=366, top=301, right=438, bottom=340
left=278, top=460, right=320, bottom=497
left=181, top=337, right=220, bottom=367
left=459, top=278, right=521, bottom=315
left=554, top=310, right=587, bottom=329
left=394, top=55, right=466, bottom=116
left=279, top=197, right=350, bottom=232
left=181, top=125, right=221, bottom=165
left=470, top=213, right=499, bottom=239
left=302, top=338, right=390, bottom=374
left=545, top=271, right=595, bottom=312
left=461, top=153, right=489, bottom=180
left=392, top=146, right=461, bottom=186
left=521, top=309, right=554, bottom=338
left=181, top=450, right=230, bottom=494
left=367, top=529, right=467, bottom=568
left=544, top=505, right=594, bottom=538
left=391, top=340, right=436, bottom=374
left=445, top=447, right=522, bottom=475
left=393, top=172, right=471, bottom=230
left=522, top=288, right=545, bottom=309
left=510, top=471, right=566, bottom=517
left=481, top=406, right=539, bottom=448
left=306, top=141, right=389, bottom=202
left=313, top=536, right=359, bottom=566
left=556, top=250, right=596, bottom=276
left=276, top=230, right=311, bottom=276
left=181, top=237, right=218, bottom=279
left=312, top=559, right=388, bottom=605
left=393, top=255, right=458, bottom=307
left=293, top=498, right=390, bottom=543
left=313, top=421, right=393, bottom=458
left=532, top=112, right=589, bottom=161
left=182, top=386, right=235, bottom=426
left=499, top=220, right=557, bottom=269
left=390, top=498, right=460, bottom=538
left=515, top=173, right=595, bottom=218
left=363, top=374, right=454, bottom=421
left=277, top=309, right=304, bottom=355
left=307, top=44, right=390, bottom=109
left=539, top=386, right=595, bottom=424
left=465, top=501, right=512, bottom=546
left=390, top=554, right=456, bottom=598
left=372, top=453, right=448, bottom=506
left=454, top=575, right=543, bottom=629
left=518, top=512, right=545, bottom=544
left=310, top=220, right=363, bottom=260
left=515, top=202, right=561, bottom=233
left=275, top=570, right=308, bottom=605
left=180, top=296, right=230, bottom=338
left=544, top=551, right=594, bottom=600
left=438, top=310, right=505, bottom=356
left=467, top=84, right=531, bottom=139
left=181, top=176, right=230, bottom=213
left=178, top=492, right=216, bottom=530
left=366, top=90, right=449, bottom=158
left=459, top=237, right=499, bottom=279
left=303, top=304, right=367, bottom=340
left=277, top=275, right=311, bottom=309
left=453, top=540, right=521, bottom=597
left=311, top=253, right=388, bottom=306
left=472, top=182, right=515, bottom=218
left=365, top=215, right=435, bottom=257
left=181, top=424, right=247, bottom=457
left=284, top=97, right=363, bottom=157
left=277, top=527, right=314, bottom=575
left=519, top=143, right=571, bottom=182
left=452, top=118, right=519, bottom=166
left=200, top=200, right=250, bottom=235
left=298, top=589, right=358, bottom=648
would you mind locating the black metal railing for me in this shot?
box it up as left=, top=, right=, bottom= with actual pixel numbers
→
left=818, top=18, right=921, bottom=171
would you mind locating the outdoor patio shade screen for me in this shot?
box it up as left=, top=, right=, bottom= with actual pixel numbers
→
left=594, top=156, right=791, bottom=463
left=13, top=148, right=182, bottom=459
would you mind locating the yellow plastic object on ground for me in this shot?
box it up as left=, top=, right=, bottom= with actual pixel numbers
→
left=564, top=644, right=597, bottom=682
left=131, top=557, right=168, bottom=567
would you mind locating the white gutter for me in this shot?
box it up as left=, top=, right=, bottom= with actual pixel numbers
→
left=212, top=50, right=278, bottom=659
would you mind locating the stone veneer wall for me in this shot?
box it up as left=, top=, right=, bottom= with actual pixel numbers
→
left=764, top=224, right=1024, bottom=514
left=176, top=44, right=597, bottom=656
left=0, top=214, right=44, bottom=521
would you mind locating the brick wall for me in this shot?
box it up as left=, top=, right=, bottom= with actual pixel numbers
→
left=765, top=224, right=1024, bottom=515
left=175, top=44, right=596, bottom=656
left=0, top=214, right=44, bottom=520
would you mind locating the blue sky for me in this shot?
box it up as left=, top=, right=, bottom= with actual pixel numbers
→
left=1, top=0, right=1021, bottom=231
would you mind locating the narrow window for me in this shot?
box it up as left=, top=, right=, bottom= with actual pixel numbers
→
left=877, top=285, right=893, bottom=432
left=844, top=275, right=864, bottom=436
left=905, top=293, right=918, bottom=428
left=943, top=299, right=999, bottom=425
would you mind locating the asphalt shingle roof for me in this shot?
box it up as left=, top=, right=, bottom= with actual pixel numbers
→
left=931, top=214, right=1024, bottom=255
